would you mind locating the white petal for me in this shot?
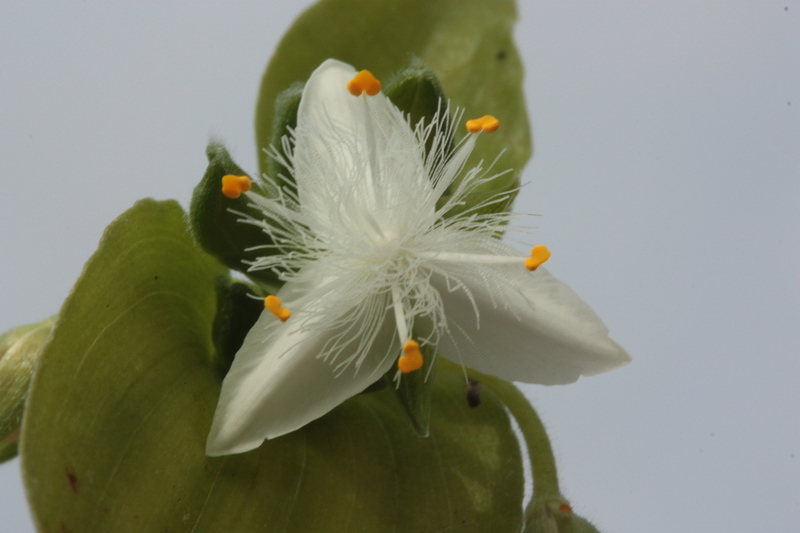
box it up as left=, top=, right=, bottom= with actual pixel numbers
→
left=206, top=304, right=395, bottom=456
left=292, top=59, right=432, bottom=235
left=433, top=265, right=630, bottom=385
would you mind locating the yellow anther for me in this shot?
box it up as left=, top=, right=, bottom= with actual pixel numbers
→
left=264, top=295, right=291, bottom=322
left=465, top=115, right=500, bottom=133
left=398, top=339, right=424, bottom=374
left=347, top=70, right=382, bottom=96
left=525, top=245, right=551, bottom=271
left=221, top=174, right=252, bottom=199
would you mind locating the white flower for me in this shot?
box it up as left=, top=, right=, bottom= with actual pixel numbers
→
left=206, top=59, right=629, bottom=456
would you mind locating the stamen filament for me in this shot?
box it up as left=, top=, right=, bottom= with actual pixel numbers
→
left=391, top=285, right=409, bottom=342
left=419, top=250, right=526, bottom=265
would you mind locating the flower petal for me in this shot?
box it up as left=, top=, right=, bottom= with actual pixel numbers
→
left=206, top=303, right=395, bottom=456
left=292, top=59, right=432, bottom=235
left=432, top=265, right=630, bottom=385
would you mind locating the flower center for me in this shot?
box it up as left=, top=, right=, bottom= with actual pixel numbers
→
left=370, top=230, right=401, bottom=249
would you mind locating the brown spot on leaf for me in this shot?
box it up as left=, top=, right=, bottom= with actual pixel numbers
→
left=65, top=467, right=78, bottom=494
left=466, top=379, right=481, bottom=408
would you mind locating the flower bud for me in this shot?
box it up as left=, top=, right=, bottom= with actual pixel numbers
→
left=383, top=62, right=449, bottom=155
left=0, top=316, right=55, bottom=463
left=189, top=142, right=279, bottom=286
left=525, top=500, right=601, bottom=533
left=267, top=82, right=304, bottom=193
left=211, top=278, right=265, bottom=375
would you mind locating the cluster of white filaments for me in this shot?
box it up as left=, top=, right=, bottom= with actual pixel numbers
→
left=221, top=69, right=549, bottom=379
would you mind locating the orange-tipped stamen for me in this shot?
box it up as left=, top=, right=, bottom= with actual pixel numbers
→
left=221, top=174, right=252, bottom=199
left=398, top=339, right=424, bottom=374
left=525, top=245, right=551, bottom=271
left=264, top=295, right=291, bottom=322
left=347, top=70, right=382, bottom=96
left=465, top=115, right=500, bottom=133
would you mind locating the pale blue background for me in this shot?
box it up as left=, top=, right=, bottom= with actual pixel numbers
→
left=1, top=1, right=798, bottom=531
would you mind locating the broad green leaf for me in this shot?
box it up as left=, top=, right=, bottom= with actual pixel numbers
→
left=255, top=0, right=530, bottom=212
left=21, top=199, right=526, bottom=532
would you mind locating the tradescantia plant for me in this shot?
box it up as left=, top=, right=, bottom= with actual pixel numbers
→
left=5, top=1, right=629, bottom=531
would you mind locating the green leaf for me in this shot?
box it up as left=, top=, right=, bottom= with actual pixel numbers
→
left=189, top=142, right=280, bottom=287
left=0, top=316, right=55, bottom=464
left=21, top=199, right=526, bottom=531
left=255, top=0, right=530, bottom=213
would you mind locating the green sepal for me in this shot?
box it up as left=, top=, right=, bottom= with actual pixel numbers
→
left=383, top=63, right=456, bottom=204
left=383, top=62, right=450, bottom=151
left=266, top=82, right=304, bottom=194
left=0, top=316, right=55, bottom=464
left=211, top=277, right=266, bottom=376
left=189, top=142, right=278, bottom=286
left=387, top=343, right=437, bottom=437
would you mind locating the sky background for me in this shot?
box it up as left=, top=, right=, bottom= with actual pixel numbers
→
left=1, top=1, right=798, bottom=532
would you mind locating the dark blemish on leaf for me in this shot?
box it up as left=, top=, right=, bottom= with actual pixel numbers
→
left=65, top=466, right=78, bottom=494
left=496, top=49, right=507, bottom=61
left=154, top=275, right=159, bottom=280
left=466, top=379, right=481, bottom=408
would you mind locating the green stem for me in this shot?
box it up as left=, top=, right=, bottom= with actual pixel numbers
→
left=476, top=373, right=562, bottom=503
